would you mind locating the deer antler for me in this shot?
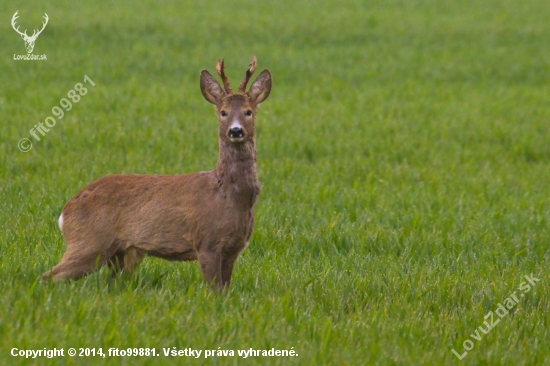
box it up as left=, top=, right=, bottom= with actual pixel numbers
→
left=11, top=11, right=28, bottom=38
left=238, top=55, right=257, bottom=93
left=216, top=59, right=232, bottom=94
left=30, top=13, right=49, bottom=40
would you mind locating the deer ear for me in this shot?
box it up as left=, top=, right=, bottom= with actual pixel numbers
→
left=200, top=70, right=225, bottom=104
left=247, top=70, right=271, bottom=104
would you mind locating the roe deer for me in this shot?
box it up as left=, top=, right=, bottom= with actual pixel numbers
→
left=42, top=56, right=272, bottom=290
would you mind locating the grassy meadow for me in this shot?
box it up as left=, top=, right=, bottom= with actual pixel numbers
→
left=1, top=0, right=549, bottom=364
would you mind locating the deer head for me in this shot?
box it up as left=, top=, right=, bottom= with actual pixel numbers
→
left=200, top=55, right=272, bottom=145
left=11, top=11, right=49, bottom=53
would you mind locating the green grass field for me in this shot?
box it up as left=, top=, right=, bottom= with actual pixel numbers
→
left=1, top=0, right=549, bottom=364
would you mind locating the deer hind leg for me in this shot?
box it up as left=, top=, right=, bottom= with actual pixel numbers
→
left=198, top=249, right=223, bottom=290
left=108, top=251, right=125, bottom=276
left=122, top=246, right=145, bottom=273
left=42, top=239, right=116, bottom=282
left=108, top=246, right=145, bottom=277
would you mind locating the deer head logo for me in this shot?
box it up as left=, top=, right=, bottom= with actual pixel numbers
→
left=11, top=11, right=49, bottom=54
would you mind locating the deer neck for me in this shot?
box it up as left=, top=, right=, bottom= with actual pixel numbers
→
left=215, top=139, right=260, bottom=207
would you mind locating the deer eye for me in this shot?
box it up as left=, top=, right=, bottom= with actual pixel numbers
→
left=245, top=110, right=252, bottom=117
left=220, top=110, right=227, bottom=117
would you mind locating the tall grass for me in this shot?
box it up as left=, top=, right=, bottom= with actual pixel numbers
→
left=1, top=0, right=549, bottom=364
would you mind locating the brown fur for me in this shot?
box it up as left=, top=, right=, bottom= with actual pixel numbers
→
left=42, top=57, right=272, bottom=290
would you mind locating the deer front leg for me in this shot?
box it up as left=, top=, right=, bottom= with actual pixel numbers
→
left=198, top=250, right=223, bottom=290
left=221, top=251, right=240, bottom=289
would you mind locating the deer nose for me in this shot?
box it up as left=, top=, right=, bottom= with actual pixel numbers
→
left=228, top=126, right=245, bottom=141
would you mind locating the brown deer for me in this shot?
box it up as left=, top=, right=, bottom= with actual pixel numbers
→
left=42, top=56, right=272, bottom=290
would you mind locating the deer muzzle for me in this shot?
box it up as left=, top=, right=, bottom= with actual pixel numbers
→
left=228, top=126, right=245, bottom=142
